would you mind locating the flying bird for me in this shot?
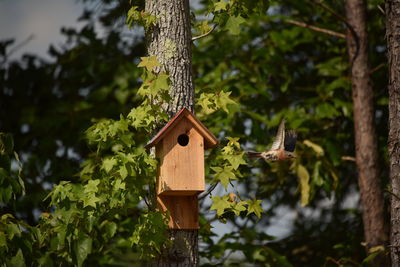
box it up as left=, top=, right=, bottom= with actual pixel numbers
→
left=247, top=119, right=297, bottom=161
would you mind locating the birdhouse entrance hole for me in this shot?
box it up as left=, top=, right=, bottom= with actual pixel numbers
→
left=177, top=134, right=189, bottom=146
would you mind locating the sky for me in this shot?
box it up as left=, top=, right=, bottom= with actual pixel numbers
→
left=0, top=0, right=85, bottom=60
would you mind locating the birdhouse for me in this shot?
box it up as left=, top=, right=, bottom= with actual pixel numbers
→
left=145, top=107, right=218, bottom=229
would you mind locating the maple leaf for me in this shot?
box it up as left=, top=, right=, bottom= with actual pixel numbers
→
left=245, top=199, right=263, bottom=218
left=223, top=153, right=246, bottom=170
left=199, top=20, right=212, bottom=34
left=225, top=15, right=246, bottom=35
left=198, top=93, right=216, bottom=114
left=216, top=91, right=237, bottom=113
left=138, top=56, right=160, bottom=71
left=210, top=195, right=231, bottom=216
left=214, top=0, right=228, bottom=11
left=84, top=179, right=100, bottom=194
left=232, top=201, right=246, bottom=216
left=211, top=166, right=237, bottom=188
left=149, top=73, right=169, bottom=95
left=226, top=137, right=241, bottom=149
left=118, top=165, right=128, bottom=179
left=102, top=158, right=117, bottom=173
left=83, top=193, right=101, bottom=208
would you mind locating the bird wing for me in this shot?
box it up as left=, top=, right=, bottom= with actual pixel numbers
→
left=270, top=118, right=286, bottom=150
left=284, top=130, right=297, bottom=152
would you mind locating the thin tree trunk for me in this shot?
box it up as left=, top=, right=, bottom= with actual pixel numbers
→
left=344, top=0, right=388, bottom=262
left=145, top=0, right=198, bottom=266
left=386, top=1, right=400, bottom=265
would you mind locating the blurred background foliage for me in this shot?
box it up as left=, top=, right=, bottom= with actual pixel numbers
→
left=0, top=0, right=388, bottom=265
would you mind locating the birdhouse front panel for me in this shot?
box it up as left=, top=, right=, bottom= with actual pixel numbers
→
left=157, top=195, right=199, bottom=229
left=156, top=117, right=205, bottom=195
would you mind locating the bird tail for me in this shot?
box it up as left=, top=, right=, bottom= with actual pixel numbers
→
left=247, top=151, right=262, bottom=159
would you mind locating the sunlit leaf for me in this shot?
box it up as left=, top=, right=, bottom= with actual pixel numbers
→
left=303, top=140, right=324, bottom=156
left=210, top=195, right=231, bottom=216
left=214, top=0, right=228, bottom=11
left=297, top=164, right=310, bottom=206
left=137, top=56, right=160, bottom=71
left=211, top=166, right=236, bottom=189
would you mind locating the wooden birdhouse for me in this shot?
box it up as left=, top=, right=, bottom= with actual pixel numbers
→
left=145, top=107, right=218, bottom=229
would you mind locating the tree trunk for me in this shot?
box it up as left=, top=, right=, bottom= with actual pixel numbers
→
left=145, top=0, right=198, bottom=266
left=344, top=0, right=388, bottom=261
left=145, top=0, right=194, bottom=116
left=386, top=1, right=400, bottom=265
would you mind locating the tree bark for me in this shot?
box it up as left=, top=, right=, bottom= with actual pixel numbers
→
left=145, top=0, right=198, bottom=266
left=145, top=0, right=194, bottom=116
left=385, top=1, right=400, bottom=266
left=344, top=0, right=388, bottom=261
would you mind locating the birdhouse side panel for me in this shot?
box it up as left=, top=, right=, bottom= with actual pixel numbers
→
left=157, top=118, right=205, bottom=195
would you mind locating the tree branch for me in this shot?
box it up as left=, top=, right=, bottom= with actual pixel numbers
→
left=369, top=63, right=385, bottom=74
left=286, top=19, right=346, bottom=39
left=310, top=0, right=359, bottom=64
left=341, top=155, right=356, bottom=162
left=2, top=34, right=35, bottom=63
left=198, top=181, right=219, bottom=200
left=192, top=25, right=216, bottom=41
left=385, top=189, right=400, bottom=201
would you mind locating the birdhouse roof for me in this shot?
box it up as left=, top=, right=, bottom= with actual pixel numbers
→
left=145, top=107, right=218, bottom=149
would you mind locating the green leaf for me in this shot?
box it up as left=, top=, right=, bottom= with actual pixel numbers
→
left=198, top=20, right=212, bottom=34
left=74, top=233, right=92, bottom=267
left=253, top=248, right=266, bottom=262
left=84, top=179, right=100, bottom=194
left=225, top=16, right=246, bottom=35
left=126, top=6, right=139, bottom=28
left=8, top=249, right=25, bottom=267
left=303, top=140, right=324, bottom=156
left=214, top=0, right=228, bottom=11
left=368, top=245, right=385, bottom=254
left=210, top=195, right=231, bottom=216
left=113, top=179, right=126, bottom=191
left=102, top=158, right=117, bottom=173
left=226, top=137, right=241, bottom=149
left=6, top=223, right=21, bottom=239
left=211, top=166, right=236, bottom=189
left=312, top=161, right=323, bottom=186
left=37, top=253, right=54, bottom=267
left=0, top=132, right=14, bottom=155
left=245, top=199, right=263, bottom=218
left=362, top=246, right=385, bottom=264
left=232, top=201, right=246, bottom=216
left=83, top=193, right=101, bottom=208
left=315, top=103, right=340, bottom=119
left=216, top=91, right=237, bottom=113
left=223, top=153, right=246, bottom=170
left=0, top=231, right=6, bottom=247
left=138, top=56, right=160, bottom=71
left=198, top=93, right=216, bottom=114
left=119, top=165, right=128, bottom=179
left=104, top=221, right=117, bottom=239
left=148, top=73, right=170, bottom=95
left=297, top=164, right=310, bottom=206
left=315, top=57, right=346, bottom=77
